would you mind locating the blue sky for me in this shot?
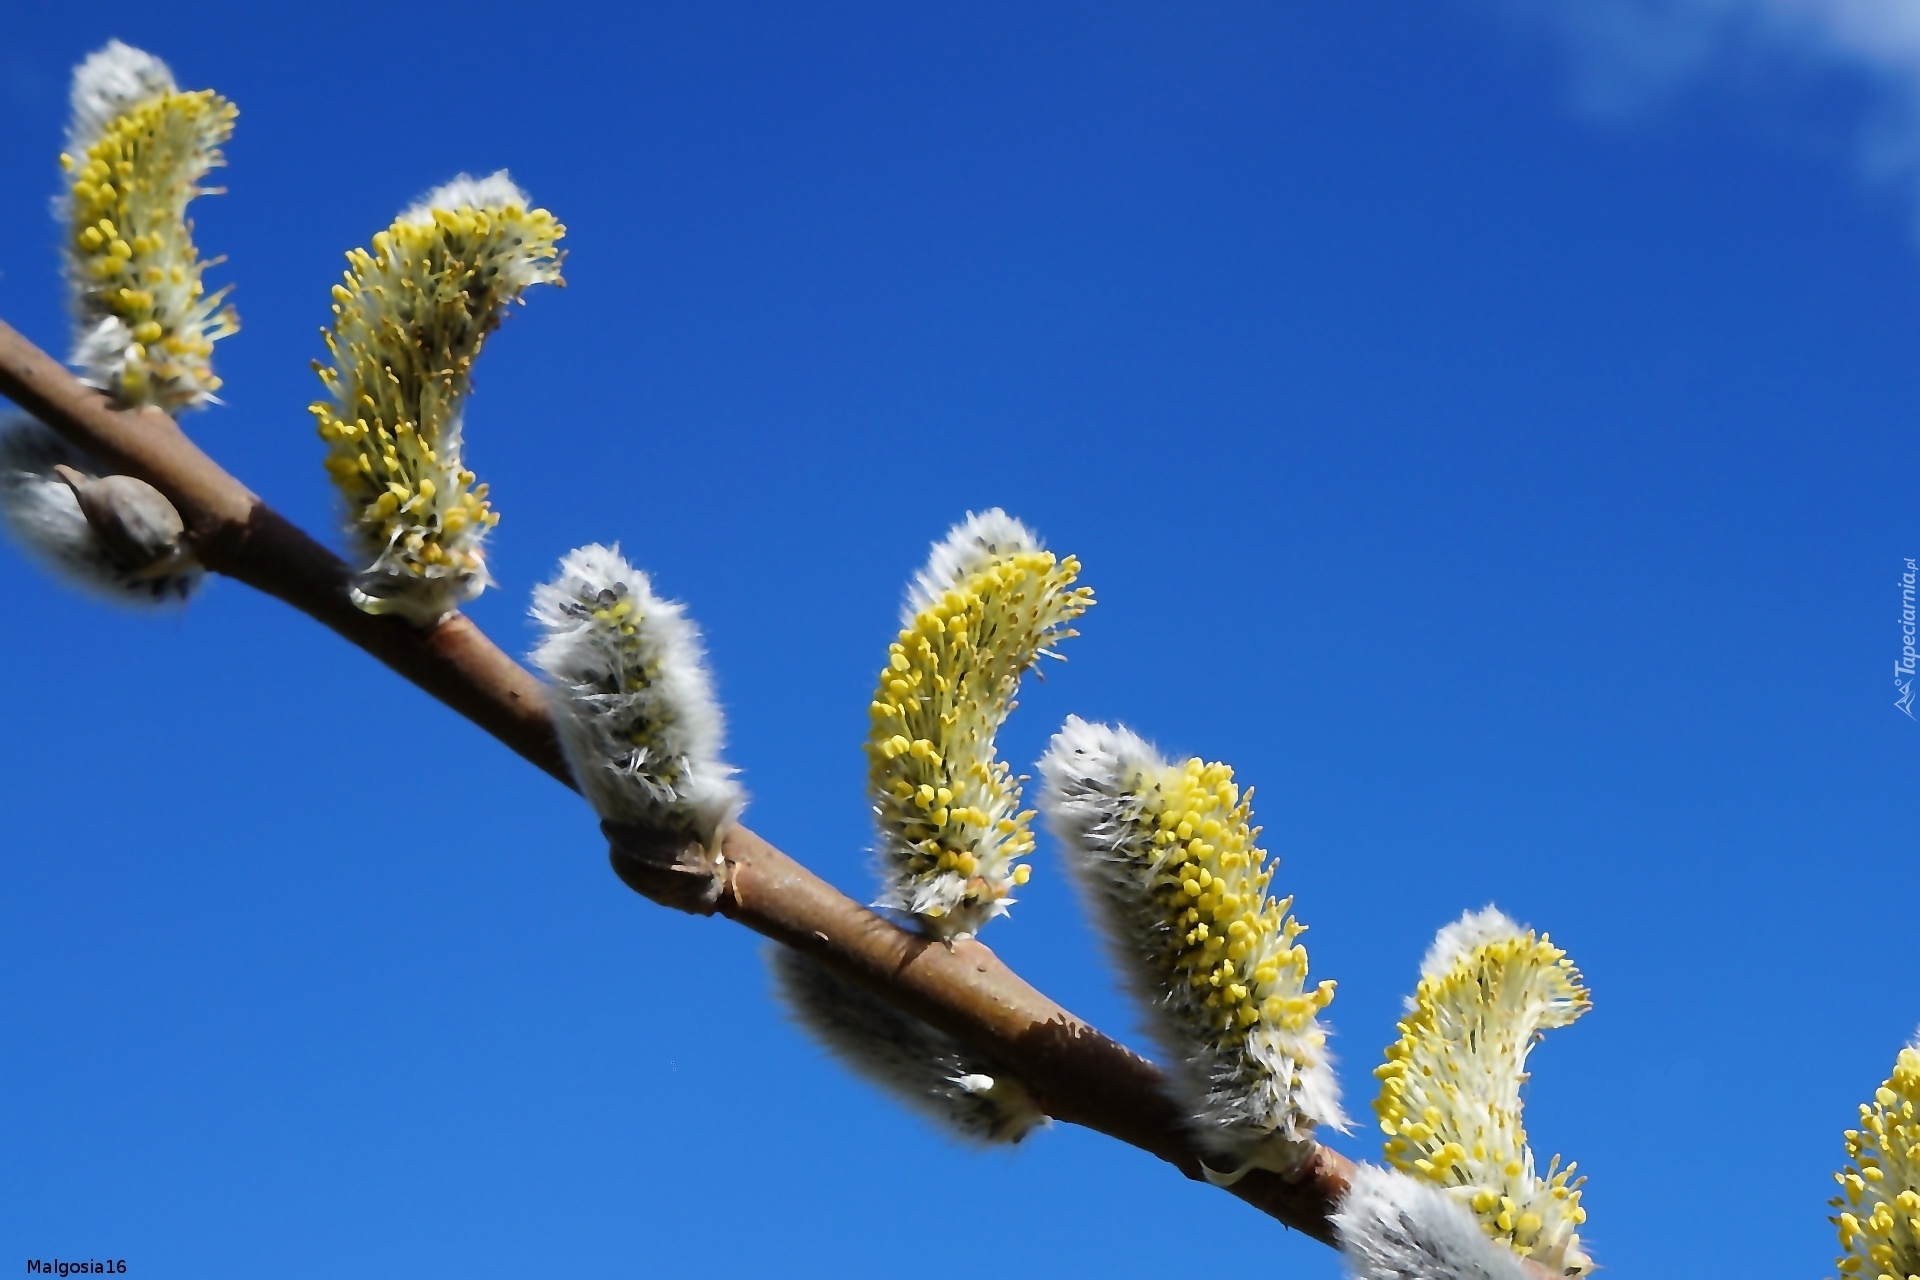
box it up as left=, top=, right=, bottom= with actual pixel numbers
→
left=3, top=3, right=1915, bottom=1276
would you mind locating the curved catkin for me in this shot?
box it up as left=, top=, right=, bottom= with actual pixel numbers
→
left=1373, top=907, right=1593, bottom=1275
left=1829, top=1031, right=1920, bottom=1280
left=865, top=510, right=1092, bottom=938
left=768, top=947, right=1043, bottom=1145
left=529, top=544, right=742, bottom=843
left=59, top=41, right=238, bottom=411
left=1038, top=716, right=1344, bottom=1173
left=311, top=171, right=563, bottom=623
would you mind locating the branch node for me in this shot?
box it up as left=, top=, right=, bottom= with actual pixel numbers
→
left=602, top=819, right=727, bottom=915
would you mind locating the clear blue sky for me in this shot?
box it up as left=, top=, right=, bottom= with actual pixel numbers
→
left=3, top=4, right=1914, bottom=1276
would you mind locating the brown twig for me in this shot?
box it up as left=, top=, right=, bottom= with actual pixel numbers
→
left=0, top=316, right=1557, bottom=1273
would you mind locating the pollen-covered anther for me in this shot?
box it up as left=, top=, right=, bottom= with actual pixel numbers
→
left=865, top=510, right=1093, bottom=938
left=1039, top=717, right=1345, bottom=1173
left=1373, top=907, right=1594, bottom=1274
left=59, top=41, right=238, bottom=411
left=310, top=170, right=563, bottom=623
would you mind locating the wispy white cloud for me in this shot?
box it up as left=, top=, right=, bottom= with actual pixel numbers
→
left=1494, top=0, right=1920, bottom=227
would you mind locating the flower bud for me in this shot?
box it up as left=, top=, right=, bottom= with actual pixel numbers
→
left=0, top=416, right=201, bottom=603
left=50, top=465, right=186, bottom=574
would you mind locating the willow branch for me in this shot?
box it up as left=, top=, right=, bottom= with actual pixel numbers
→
left=2, top=315, right=1549, bottom=1268
left=0, top=322, right=563, bottom=783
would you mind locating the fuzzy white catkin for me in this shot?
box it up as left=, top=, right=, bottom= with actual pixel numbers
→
left=0, top=415, right=200, bottom=604
left=529, top=544, right=742, bottom=843
left=1334, top=1164, right=1539, bottom=1280
left=767, top=947, right=1044, bottom=1144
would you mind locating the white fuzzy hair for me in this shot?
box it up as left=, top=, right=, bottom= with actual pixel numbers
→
left=902, top=508, right=1039, bottom=624
left=396, top=171, right=554, bottom=292
left=401, top=170, right=532, bottom=223
left=530, top=544, right=743, bottom=842
left=1333, top=1164, right=1538, bottom=1280
left=0, top=416, right=199, bottom=605
left=1421, top=905, right=1524, bottom=982
left=67, top=40, right=175, bottom=154
left=768, top=947, right=1044, bottom=1144
left=1039, top=715, right=1346, bottom=1171
left=68, top=317, right=138, bottom=393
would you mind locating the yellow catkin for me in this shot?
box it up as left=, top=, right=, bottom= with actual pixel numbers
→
left=866, top=520, right=1091, bottom=937
left=61, top=80, right=237, bottom=409
left=1373, top=918, right=1593, bottom=1274
left=310, top=179, right=563, bottom=621
left=1831, top=1039, right=1920, bottom=1280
